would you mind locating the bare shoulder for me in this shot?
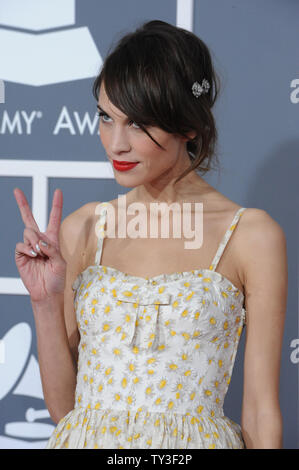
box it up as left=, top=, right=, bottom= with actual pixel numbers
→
left=59, top=201, right=101, bottom=273
left=238, top=207, right=286, bottom=244
left=59, top=201, right=96, bottom=245
left=235, top=207, right=287, bottom=286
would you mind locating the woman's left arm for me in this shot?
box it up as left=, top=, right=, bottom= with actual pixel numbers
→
left=237, top=209, right=288, bottom=449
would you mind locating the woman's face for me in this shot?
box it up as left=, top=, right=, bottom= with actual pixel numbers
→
left=97, top=82, right=195, bottom=189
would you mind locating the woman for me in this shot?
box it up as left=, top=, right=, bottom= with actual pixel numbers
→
left=14, top=20, right=287, bottom=449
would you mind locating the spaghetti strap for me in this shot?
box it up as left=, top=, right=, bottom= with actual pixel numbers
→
left=209, top=207, right=247, bottom=272
left=94, top=202, right=109, bottom=265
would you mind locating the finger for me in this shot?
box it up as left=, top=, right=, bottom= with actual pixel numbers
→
left=15, top=242, right=40, bottom=258
left=13, top=188, right=40, bottom=232
left=36, top=235, right=58, bottom=260
left=23, top=228, right=47, bottom=258
left=47, top=189, right=63, bottom=238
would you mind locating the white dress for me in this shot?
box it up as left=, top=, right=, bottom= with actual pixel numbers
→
left=45, top=204, right=247, bottom=449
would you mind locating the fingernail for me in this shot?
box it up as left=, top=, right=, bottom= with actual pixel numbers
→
left=35, top=243, right=41, bottom=252
left=30, top=250, right=37, bottom=256
left=40, top=240, right=48, bottom=247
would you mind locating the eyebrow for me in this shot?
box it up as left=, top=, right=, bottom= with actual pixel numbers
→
left=97, top=104, right=119, bottom=117
left=97, top=104, right=106, bottom=113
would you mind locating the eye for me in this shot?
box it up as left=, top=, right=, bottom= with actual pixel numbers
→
left=97, top=111, right=111, bottom=123
left=129, top=120, right=140, bottom=129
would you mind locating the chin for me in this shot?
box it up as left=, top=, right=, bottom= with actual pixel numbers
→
left=114, top=175, right=142, bottom=188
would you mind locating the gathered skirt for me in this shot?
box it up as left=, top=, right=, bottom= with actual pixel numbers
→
left=45, top=406, right=245, bottom=449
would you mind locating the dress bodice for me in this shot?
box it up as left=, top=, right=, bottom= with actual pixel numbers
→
left=71, top=205, right=246, bottom=418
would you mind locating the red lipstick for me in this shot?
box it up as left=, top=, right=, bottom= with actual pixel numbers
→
left=112, top=160, right=140, bottom=172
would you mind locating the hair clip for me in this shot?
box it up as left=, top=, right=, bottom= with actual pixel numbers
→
left=192, top=79, right=210, bottom=98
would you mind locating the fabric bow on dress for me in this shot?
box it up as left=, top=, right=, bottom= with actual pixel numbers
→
left=116, top=288, right=172, bottom=351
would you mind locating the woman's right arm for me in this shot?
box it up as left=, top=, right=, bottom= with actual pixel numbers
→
left=14, top=188, right=89, bottom=425
left=31, top=291, right=77, bottom=425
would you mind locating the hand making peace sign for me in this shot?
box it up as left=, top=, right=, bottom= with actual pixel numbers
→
left=13, top=188, right=67, bottom=303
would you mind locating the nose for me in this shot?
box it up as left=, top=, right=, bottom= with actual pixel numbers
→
left=109, top=125, right=131, bottom=154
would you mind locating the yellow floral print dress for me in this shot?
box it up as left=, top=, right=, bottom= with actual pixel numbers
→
left=45, top=204, right=247, bottom=449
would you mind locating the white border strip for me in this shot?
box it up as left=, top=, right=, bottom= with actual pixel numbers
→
left=176, top=0, right=194, bottom=31
left=0, top=159, right=113, bottom=178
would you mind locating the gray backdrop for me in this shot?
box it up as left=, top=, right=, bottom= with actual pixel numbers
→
left=0, top=0, right=298, bottom=449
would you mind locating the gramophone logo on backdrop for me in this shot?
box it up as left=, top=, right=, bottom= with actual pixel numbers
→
left=0, top=324, right=55, bottom=448
left=0, top=0, right=101, bottom=85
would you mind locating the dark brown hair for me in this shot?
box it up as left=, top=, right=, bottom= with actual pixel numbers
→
left=92, top=20, right=221, bottom=184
